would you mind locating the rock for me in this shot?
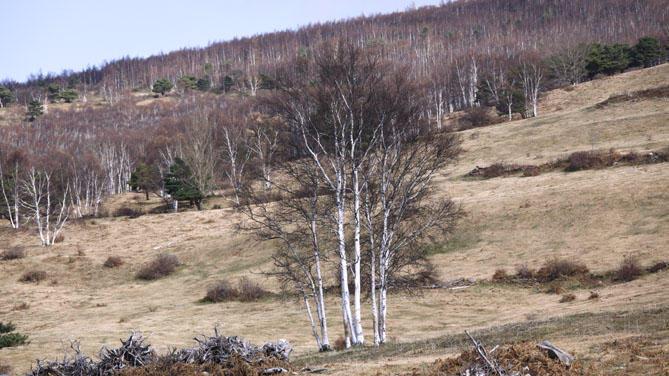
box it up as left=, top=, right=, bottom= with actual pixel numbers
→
left=537, top=340, right=574, bottom=366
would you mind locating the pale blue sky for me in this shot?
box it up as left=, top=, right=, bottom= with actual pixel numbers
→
left=1, top=0, right=444, bottom=83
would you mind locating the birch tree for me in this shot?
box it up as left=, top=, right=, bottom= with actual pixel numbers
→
left=364, top=128, right=462, bottom=345
left=518, top=57, right=545, bottom=118
left=0, top=149, right=23, bottom=229
left=239, top=160, right=332, bottom=351
left=20, top=167, right=71, bottom=246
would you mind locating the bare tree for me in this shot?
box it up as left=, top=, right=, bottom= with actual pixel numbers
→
left=181, top=109, right=219, bottom=197
left=518, top=56, right=545, bottom=118
left=20, top=167, right=70, bottom=246
left=363, top=128, right=462, bottom=345
left=239, top=160, right=332, bottom=351
left=0, top=149, right=23, bottom=229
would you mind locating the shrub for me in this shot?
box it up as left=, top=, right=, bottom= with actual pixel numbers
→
left=492, top=269, right=508, bottom=282
left=559, top=293, right=576, bottom=303
left=566, top=151, right=601, bottom=171
left=104, top=256, right=124, bottom=268
left=545, top=284, right=565, bottom=295
left=588, top=291, right=600, bottom=300
left=615, top=254, right=643, bottom=282
left=333, top=336, right=347, bottom=351
left=204, top=279, right=238, bottom=302
left=136, top=253, right=180, bottom=280
left=237, top=277, right=270, bottom=301
left=515, top=264, right=534, bottom=279
left=0, top=322, right=29, bottom=349
left=148, top=205, right=170, bottom=215
left=459, top=107, right=502, bottom=130
left=1, top=247, right=25, bottom=260
left=482, top=163, right=507, bottom=178
left=535, top=259, right=589, bottom=282
left=113, top=206, right=144, bottom=218
left=522, top=166, right=541, bottom=177
left=19, top=270, right=47, bottom=283
left=648, top=261, right=667, bottom=273
left=54, top=233, right=65, bottom=243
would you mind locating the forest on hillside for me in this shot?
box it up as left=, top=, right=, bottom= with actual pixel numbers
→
left=1, top=0, right=669, bottom=351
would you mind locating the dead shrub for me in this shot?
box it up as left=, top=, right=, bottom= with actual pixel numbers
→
left=648, top=261, right=667, bottom=273
left=515, top=264, right=535, bottom=279
left=545, top=284, right=565, bottom=295
left=237, top=277, right=270, bottom=301
left=559, top=293, right=576, bottom=303
left=113, top=206, right=144, bottom=218
left=19, top=270, right=47, bottom=283
left=54, top=233, right=65, bottom=243
left=333, top=336, right=347, bottom=351
left=204, top=279, right=238, bottom=302
left=535, top=259, right=589, bottom=282
left=104, top=256, right=124, bottom=268
left=566, top=151, right=601, bottom=171
left=459, top=107, right=502, bottom=130
left=136, top=253, right=180, bottom=280
left=615, top=254, right=643, bottom=282
left=12, top=302, right=30, bottom=311
left=483, top=163, right=507, bottom=178
left=588, top=291, right=600, bottom=300
left=148, top=205, right=170, bottom=215
left=1, top=247, right=25, bottom=260
left=492, top=269, right=508, bottom=282
left=522, top=166, right=541, bottom=177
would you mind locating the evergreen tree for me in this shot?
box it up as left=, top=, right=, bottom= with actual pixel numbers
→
left=152, top=78, right=173, bottom=96
left=0, top=321, right=29, bottom=349
left=196, top=77, right=211, bottom=91
left=27, top=100, right=43, bottom=121
left=177, top=75, right=198, bottom=90
left=59, top=88, right=78, bottom=103
left=586, top=43, right=630, bottom=77
left=163, top=158, right=204, bottom=211
left=0, top=86, right=15, bottom=107
left=629, top=36, right=666, bottom=68
left=130, top=163, right=161, bottom=200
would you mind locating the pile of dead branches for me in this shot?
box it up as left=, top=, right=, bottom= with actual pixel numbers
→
left=26, top=329, right=294, bottom=376
left=430, top=332, right=584, bottom=376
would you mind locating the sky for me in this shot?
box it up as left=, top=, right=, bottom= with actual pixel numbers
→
left=1, top=0, right=445, bottom=83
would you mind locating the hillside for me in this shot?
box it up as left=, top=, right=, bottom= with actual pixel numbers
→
left=1, top=63, right=668, bottom=375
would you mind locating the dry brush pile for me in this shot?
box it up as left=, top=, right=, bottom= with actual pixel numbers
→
left=27, top=329, right=293, bottom=376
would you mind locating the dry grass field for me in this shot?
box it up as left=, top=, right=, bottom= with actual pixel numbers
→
left=1, top=64, right=669, bottom=375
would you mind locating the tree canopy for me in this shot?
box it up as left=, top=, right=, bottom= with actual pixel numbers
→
left=152, top=78, right=173, bottom=96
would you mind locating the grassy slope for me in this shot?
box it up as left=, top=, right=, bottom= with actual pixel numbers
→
left=1, top=64, right=669, bottom=375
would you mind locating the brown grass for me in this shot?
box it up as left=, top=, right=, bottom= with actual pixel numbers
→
left=54, top=233, right=65, bottom=243
left=136, top=253, right=180, bottom=280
